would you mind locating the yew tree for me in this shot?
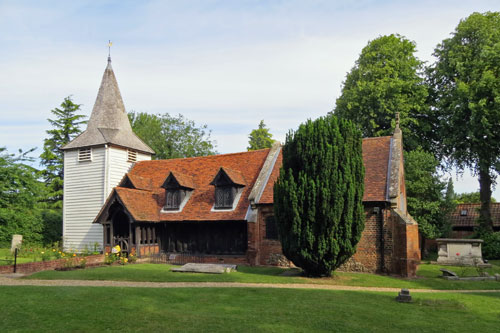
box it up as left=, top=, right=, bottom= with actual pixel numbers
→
left=429, top=12, right=500, bottom=231
left=274, top=115, right=365, bottom=277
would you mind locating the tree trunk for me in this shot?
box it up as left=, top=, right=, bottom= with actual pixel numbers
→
left=478, top=167, right=493, bottom=232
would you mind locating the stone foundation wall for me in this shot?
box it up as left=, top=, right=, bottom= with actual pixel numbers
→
left=0, top=254, right=104, bottom=274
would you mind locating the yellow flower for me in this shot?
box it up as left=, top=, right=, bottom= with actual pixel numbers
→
left=105, top=253, right=108, bottom=256
left=41, top=252, right=44, bottom=254
left=62, top=253, right=65, bottom=256
left=124, top=258, right=128, bottom=263
left=73, top=253, right=76, bottom=257
left=52, top=249, right=56, bottom=252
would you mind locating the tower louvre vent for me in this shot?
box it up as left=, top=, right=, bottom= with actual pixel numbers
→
left=127, top=149, right=137, bottom=162
left=78, top=148, right=92, bottom=162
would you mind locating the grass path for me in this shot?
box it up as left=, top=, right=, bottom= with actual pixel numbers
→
left=1, top=275, right=499, bottom=293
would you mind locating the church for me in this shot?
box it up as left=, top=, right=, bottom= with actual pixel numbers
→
left=62, top=58, right=420, bottom=277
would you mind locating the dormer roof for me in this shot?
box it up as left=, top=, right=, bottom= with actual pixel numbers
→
left=162, top=171, right=196, bottom=190
left=210, top=167, right=246, bottom=187
left=62, top=58, right=154, bottom=154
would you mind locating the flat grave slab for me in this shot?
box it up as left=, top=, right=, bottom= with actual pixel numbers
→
left=171, top=263, right=237, bottom=274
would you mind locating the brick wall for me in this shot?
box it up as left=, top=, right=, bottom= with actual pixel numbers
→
left=389, top=210, right=420, bottom=277
left=0, top=254, right=104, bottom=275
left=351, top=205, right=393, bottom=273
left=254, top=205, right=288, bottom=266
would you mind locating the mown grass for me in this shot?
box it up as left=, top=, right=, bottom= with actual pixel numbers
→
left=1, top=286, right=499, bottom=332
left=0, top=248, right=33, bottom=265
left=26, top=262, right=500, bottom=290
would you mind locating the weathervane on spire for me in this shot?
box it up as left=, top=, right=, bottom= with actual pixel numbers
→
left=108, top=40, right=113, bottom=63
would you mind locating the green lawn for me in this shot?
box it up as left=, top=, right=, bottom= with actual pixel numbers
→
left=26, top=262, right=500, bottom=290
left=0, top=248, right=34, bottom=265
left=1, top=286, right=499, bottom=332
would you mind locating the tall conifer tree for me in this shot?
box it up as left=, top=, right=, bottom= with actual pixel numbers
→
left=274, top=115, right=365, bottom=276
left=40, top=96, right=86, bottom=207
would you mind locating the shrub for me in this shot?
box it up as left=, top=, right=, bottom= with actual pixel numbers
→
left=479, top=232, right=500, bottom=260
left=274, top=115, right=365, bottom=277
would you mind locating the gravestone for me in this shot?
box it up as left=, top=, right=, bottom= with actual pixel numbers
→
left=10, top=235, right=22, bottom=253
left=439, top=268, right=459, bottom=280
left=395, top=289, right=412, bottom=303
left=171, top=263, right=237, bottom=274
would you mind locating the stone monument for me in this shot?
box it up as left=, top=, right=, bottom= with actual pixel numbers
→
left=11, top=234, right=22, bottom=253
left=436, top=238, right=485, bottom=265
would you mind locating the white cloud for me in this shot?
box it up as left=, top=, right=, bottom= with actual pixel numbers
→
left=1, top=0, right=499, bottom=198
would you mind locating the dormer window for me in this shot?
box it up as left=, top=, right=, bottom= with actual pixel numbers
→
left=215, top=186, right=236, bottom=209
left=210, top=167, right=246, bottom=210
left=161, top=171, right=195, bottom=212
left=165, top=189, right=182, bottom=210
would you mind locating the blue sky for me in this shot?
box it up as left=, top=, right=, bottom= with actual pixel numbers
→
left=1, top=0, right=499, bottom=198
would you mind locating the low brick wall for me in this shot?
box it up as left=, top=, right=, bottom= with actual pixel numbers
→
left=0, top=254, right=104, bottom=274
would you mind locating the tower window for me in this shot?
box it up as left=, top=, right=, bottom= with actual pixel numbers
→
left=127, top=150, right=137, bottom=162
left=78, top=148, right=92, bottom=162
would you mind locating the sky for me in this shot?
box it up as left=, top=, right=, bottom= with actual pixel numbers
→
left=1, top=0, right=499, bottom=198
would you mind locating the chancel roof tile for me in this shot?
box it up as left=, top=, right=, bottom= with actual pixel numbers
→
left=96, top=136, right=394, bottom=224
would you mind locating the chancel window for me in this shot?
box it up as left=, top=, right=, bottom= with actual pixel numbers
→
left=265, top=215, right=279, bottom=240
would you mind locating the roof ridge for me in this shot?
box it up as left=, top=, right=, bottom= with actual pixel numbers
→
left=134, top=148, right=271, bottom=164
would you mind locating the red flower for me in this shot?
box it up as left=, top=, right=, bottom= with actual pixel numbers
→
left=456, top=252, right=460, bottom=256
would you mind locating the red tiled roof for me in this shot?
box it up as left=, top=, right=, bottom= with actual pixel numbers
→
left=168, top=171, right=196, bottom=189
left=220, top=167, right=246, bottom=186
left=126, top=174, right=153, bottom=191
left=450, top=203, right=500, bottom=227
left=122, top=149, right=270, bottom=222
left=101, top=136, right=392, bottom=223
left=259, top=137, right=391, bottom=204
left=361, top=136, right=391, bottom=202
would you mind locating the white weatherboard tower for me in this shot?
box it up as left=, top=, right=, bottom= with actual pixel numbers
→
left=61, top=57, right=154, bottom=250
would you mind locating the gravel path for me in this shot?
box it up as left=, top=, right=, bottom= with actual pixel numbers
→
left=1, top=275, right=499, bottom=293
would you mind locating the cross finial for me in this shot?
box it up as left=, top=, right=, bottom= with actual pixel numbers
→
left=108, top=40, right=113, bottom=63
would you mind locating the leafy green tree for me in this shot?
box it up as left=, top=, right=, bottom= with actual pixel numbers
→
left=454, top=192, right=497, bottom=204
left=334, top=34, right=429, bottom=151
left=39, top=96, right=87, bottom=208
left=405, top=149, right=455, bottom=246
left=247, top=120, right=274, bottom=150
left=0, top=148, right=44, bottom=244
left=128, top=112, right=216, bottom=159
left=274, top=115, right=365, bottom=277
left=428, top=12, right=500, bottom=231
